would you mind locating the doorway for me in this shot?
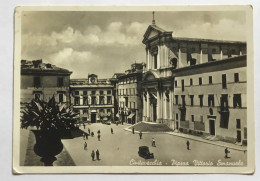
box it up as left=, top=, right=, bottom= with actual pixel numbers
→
left=153, top=103, right=157, bottom=122
left=237, top=130, right=241, bottom=142
left=176, top=121, right=179, bottom=130
left=209, top=119, right=215, bottom=135
left=91, top=113, right=96, bottom=123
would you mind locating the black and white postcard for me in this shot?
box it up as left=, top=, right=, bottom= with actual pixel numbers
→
left=13, top=6, right=254, bottom=174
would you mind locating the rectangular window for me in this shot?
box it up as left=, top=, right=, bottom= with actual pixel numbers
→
left=100, top=91, right=104, bottom=95
left=234, top=73, right=239, bottom=82
left=181, top=95, right=185, bottom=106
left=74, top=97, right=79, bottom=105
left=83, top=97, right=88, bottom=105
left=212, top=48, right=216, bottom=54
left=154, top=55, right=157, bottom=69
left=91, top=91, right=96, bottom=95
left=74, top=91, right=79, bottom=96
left=208, top=94, right=215, bottom=107
left=107, top=90, right=112, bottom=94
left=91, top=96, right=96, bottom=105
left=190, top=95, right=194, bottom=106
left=236, top=119, right=241, bottom=129
left=199, top=77, right=202, bottom=85
left=181, top=79, right=184, bottom=91
left=221, top=94, right=229, bottom=109
left=222, top=74, right=227, bottom=89
left=133, top=88, right=135, bottom=96
left=58, top=93, right=63, bottom=103
left=175, top=80, right=177, bottom=87
left=126, top=89, right=128, bottom=96
left=190, top=78, right=193, bottom=86
left=133, top=102, right=136, bottom=109
left=107, top=96, right=112, bottom=104
left=83, top=109, right=88, bottom=114
left=244, top=127, right=247, bottom=139
left=191, top=115, right=194, bottom=122
left=123, top=89, right=125, bottom=96
left=233, top=94, right=242, bottom=108
left=175, top=95, right=179, bottom=104
left=57, top=77, right=64, bottom=87
left=209, top=76, right=213, bottom=84
left=34, top=76, right=41, bottom=88
left=83, top=91, right=87, bottom=96
left=100, top=96, right=104, bottom=105
left=176, top=113, right=178, bottom=120
left=199, top=95, right=203, bottom=107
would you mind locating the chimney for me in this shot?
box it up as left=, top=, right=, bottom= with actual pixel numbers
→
left=32, top=59, right=42, bottom=68
left=45, top=63, right=52, bottom=69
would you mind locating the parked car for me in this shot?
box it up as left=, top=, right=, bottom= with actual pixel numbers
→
left=138, top=146, right=154, bottom=159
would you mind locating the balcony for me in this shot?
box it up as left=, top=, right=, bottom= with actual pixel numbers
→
left=217, top=106, right=229, bottom=113
left=178, top=104, right=186, bottom=110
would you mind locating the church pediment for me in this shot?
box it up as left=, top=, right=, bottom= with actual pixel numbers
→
left=142, top=24, right=172, bottom=45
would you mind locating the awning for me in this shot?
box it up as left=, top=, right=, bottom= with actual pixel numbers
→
left=128, top=113, right=135, bottom=119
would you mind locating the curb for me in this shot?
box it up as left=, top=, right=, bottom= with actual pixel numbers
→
left=124, top=127, right=247, bottom=152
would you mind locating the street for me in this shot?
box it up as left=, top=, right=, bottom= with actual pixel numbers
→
left=61, top=123, right=247, bottom=166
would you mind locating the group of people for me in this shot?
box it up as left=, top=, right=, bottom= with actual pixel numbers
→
left=81, top=124, right=115, bottom=161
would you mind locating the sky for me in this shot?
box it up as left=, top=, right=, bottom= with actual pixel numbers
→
left=21, top=11, right=247, bottom=78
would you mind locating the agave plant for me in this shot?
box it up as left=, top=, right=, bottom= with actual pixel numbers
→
left=21, top=96, right=79, bottom=135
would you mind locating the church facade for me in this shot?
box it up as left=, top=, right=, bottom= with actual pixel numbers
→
left=141, top=20, right=247, bottom=144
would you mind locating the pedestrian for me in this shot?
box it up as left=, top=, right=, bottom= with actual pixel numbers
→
left=83, top=123, right=86, bottom=129
left=225, top=148, right=230, bottom=158
left=152, top=138, right=156, bottom=147
left=84, top=142, right=87, bottom=150
left=111, top=128, right=113, bottom=134
left=83, top=133, right=85, bottom=140
left=91, top=132, right=94, bottom=137
left=98, top=134, right=101, bottom=141
left=186, top=140, right=190, bottom=150
left=96, top=149, right=100, bottom=160
left=97, top=130, right=101, bottom=135
left=91, top=150, right=95, bottom=161
left=88, top=128, right=90, bottom=135
left=139, top=131, right=142, bottom=139
left=85, top=133, right=88, bottom=140
left=132, top=127, right=135, bottom=134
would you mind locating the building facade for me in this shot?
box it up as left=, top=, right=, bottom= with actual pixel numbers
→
left=141, top=20, right=247, bottom=144
left=117, top=63, right=144, bottom=124
left=20, top=59, right=72, bottom=109
left=70, top=74, right=115, bottom=123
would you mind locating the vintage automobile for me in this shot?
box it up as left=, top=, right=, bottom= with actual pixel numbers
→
left=138, top=146, right=154, bottom=159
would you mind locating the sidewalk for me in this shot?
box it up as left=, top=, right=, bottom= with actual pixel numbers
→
left=124, top=124, right=247, bottom=152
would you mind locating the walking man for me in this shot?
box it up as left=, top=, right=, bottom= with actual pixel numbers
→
left=111, top=128, right=113, bottom=134
left=225, top=147, right=230, bottom=158
left=98, top=134, right=101, bottom=141
left=85, top=133, right=88, bottom=140
left=88, top=128, right=90, bottom=135
left=83, top=123, right=86, bottom=129
left=97, top=130, right=101, bottom=135
left=96, top=149, right=100, bottom=160
left=152, top=138, right=156, bottom=147
left=84, top=142, right=87, bottom=150
left=91, top=150, right=95, bottom=161
left=132, top=127, right=135, bottom=134
left=186, top=140, right=190, bottom=150
left=139, top=131, right=142, bottom=139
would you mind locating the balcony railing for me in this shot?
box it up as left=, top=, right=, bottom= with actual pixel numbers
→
left=217, top=106, right=229, bottom=113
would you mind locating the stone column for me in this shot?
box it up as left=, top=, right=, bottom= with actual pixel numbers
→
left=164, top=91, right=167, bottom=123
left=80, top=95, right=83, bottom=105
left=147, top=49, right=150, bottom=70
left=156, top=90, right=161, bottom=123
left=157, top=46, right=161, bottom=69
left=147, top=91, right=150, bottom=122
left=143, top=92, right=147, bottom=121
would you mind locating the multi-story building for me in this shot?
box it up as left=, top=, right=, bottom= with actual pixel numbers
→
left=141, top=19, right=247, bottom=144
left=117, top=63, right=144, bottom=124
left=70, top=74, right=115, bottom=123
left=20, top=59, right=72, bottom=109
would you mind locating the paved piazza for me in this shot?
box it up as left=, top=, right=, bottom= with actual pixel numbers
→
left=61, top=123, right=247, bottom=166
